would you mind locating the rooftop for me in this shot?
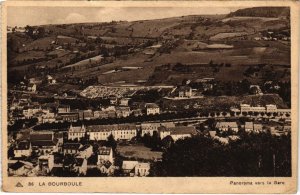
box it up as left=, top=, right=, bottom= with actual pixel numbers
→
left=63, top=143, right=81, bottom=150
left=98, top=147, right=112, bottom=155
left=216, top=122, right=238, bottom=129
left=9, top=161, right=25, bottom=171
left=75, top=158, right=85, bottom=167
left=87, top=124, right=136, bottom=132
left=145, top=103, right=159, bottom=109
left=122, top=160, right=139, bottom=170
left=135, top=162, right=150, bottom=169
left=78, top=144, right=91, bottom=152
left=30, top=132, right=53, bottom=142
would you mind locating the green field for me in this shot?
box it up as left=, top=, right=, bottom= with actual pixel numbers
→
left=117, top=144, right=162, bottom=160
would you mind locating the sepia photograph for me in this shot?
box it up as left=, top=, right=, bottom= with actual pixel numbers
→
left=2, top=1, right=299, bottom=193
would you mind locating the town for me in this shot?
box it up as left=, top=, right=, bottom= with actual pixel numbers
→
left=7, top=6, right=292, bottom=177
left=7, top=78, right=292, bottom=176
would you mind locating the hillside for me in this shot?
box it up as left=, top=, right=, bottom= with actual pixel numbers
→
left=227, top=7, right=290, bottom=18
left=7, top=8, right=291, bottom=87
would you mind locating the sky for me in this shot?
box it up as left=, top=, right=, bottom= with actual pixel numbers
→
left=8, top=7, right=242, bottom=27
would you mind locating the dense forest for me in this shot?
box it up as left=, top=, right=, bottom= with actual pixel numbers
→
left=150, top=133, right=291, bottom=177
left=228, top=7, right=290, bottom=18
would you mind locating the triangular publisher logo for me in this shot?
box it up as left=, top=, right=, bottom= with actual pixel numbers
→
left=16, top=182, right=23, bottom=187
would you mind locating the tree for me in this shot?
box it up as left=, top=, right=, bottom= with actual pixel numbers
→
left=161, top=135, right=174, bottom=150
left=151, top=131, right=162, bottom=151
left=25, top=25, right=34, bottom=37
left=86, top=168, right=104, bottom=177
left=37, top=27, right=45, bottom=38
left=242, top=112, right=248, bottom=116
left=106, top=134, right=117, bottom=152
left=8, top=146, right=15, bottom=159
left=151, top=133, right=291, bottom=177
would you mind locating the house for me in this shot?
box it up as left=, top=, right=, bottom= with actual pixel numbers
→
left=97, top=147, right=114, bottom=164
left=208, top=131, right=217, bottom=137
left=158, top=126, right=197, bottom=141
left=109, top=96, right=118, bottom=105
left=107, top=110, right=117, bottom=118
left=27, top=83, right=37, bottom=92
left=87, top=125, right=112, bottom=141
left=94, top=111, right=105, bottom=118
left=244, top=122, right=254, bottom=132
left=57, top=112, right=79, bottom=122
left=240, top=104, right=266, bottom=113
left=99, top=161, right=114, bottom=175
left=8, top=161, right=34, bottom=176
left=178, top=86, right=193, bottom=98
left=47, top=75, right=56, bottom=84
left=14, top=140, right=32, bottom=157
left=134, top=162, right=150, bottom=177
left=38, top=154, right=54, bottom=173
left=23, top=105, right=41, bottom=119
left=141, top=122, right=175, bottom=136
left=57, top=105, right=70, bottom=113
left=253, top=124, right=263, bottom=133
left=145, top=103, right=160, bottom=115
left=63, top=143, right=82, bottom=155
left=88, top=124, right=137, bottom=141
left=119, top=98, right=131, bottom=106
left=68, top=124, right=86, bottom=140
left=244, top=122, right=263, bottom=133
left=266, top=104, right=277, bottom=113
left=116, top=107, right=130, bottom=118
left=80, top=109, right=94, bottom=120
left=132, top=109, right=143, bottom=117
left=78, top=144, right=93, bottom=159
left=121, top=161, right=150, bottom=176
left=30, top=131, right=59, bottom=154
left=41, top=112, right=56, bottom=123
left=215, top=122, right=239, bottom=132
left=122, top=160, right=139, bottom=176
left=101, top=106, right=116, bottom=112
left=74, top=157, right=87, bottom=176
left=111, top=124, right=136, bottom=140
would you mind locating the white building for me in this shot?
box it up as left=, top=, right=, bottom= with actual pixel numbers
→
left=27, top=83, right=37, bottom=92
left=68, top=124, right=86, bottom=140
left=119, top=98, right=131, bottom=106
left=14, top=141, right=32, bottom=157
left=122, top=161, right=150, bottom=176
left=266, top=104, right=277, bottom=113
left=178, top=86, right=193, bottom=98
left=122, top=160, right=139, bottom=175
left=145, top=103, right=160, bottom=115
left=215, top=122, right=239, bottom=132
left=38, top=154, right=54, bottom=173
left=97, top=147, right=114, bottom=164
left=23, top=105, right=41, bottom=119
left=240, top=104, right=266, bottom=113
left=87, top=124, right=136, bottom=141
left=134, top=162, right=150, bottom=177
left=158, top=126, right=197, bottom=141
left=47, top=75, right=56, bottom=84
left=78, top=145, right=93, bottom=159
left=141, top=122, right=175, bottom=136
